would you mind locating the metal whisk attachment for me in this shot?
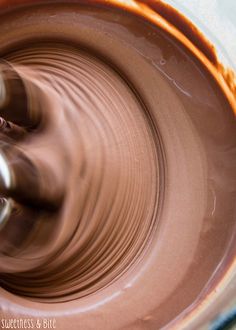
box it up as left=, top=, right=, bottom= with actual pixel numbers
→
left=0, top=62, right=64, bottom=232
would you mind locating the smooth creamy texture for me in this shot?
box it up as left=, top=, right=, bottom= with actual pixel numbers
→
left=1, top=44, right=161, bottom=300
left=0, top=1, right=235, bottom=329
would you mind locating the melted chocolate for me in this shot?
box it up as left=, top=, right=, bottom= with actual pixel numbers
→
left=0, top=1, right=235, bottom=329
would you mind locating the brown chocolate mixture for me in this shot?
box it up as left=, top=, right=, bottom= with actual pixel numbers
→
left=0, top=1, right=236, bottom=329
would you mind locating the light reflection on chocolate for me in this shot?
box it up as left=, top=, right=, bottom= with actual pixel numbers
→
left=0, top=1, right=235, bottom=329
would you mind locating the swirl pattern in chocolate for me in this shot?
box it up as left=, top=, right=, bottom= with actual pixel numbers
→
left=0, top=44, right=162, bottom=301
left=0, top=2, right=235, bottom=329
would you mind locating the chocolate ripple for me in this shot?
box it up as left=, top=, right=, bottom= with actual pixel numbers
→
left=0, top=44, right=162, bottom=301
left=0, top=3, right=236, bottom=328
